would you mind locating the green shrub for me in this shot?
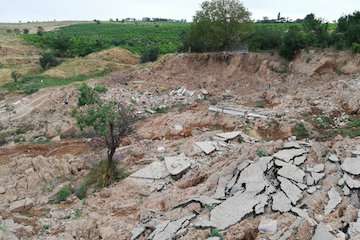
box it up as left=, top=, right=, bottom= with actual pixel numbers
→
left=77, top=84, right=100, bottom=106
left=279, top=26, right=307, bottom=60
left=314, top=115, right=333, bottom=129
left=40, top=51, right=61, bottom=70
left=141, top=47, right=160, bottom=63
left=210, top=228, right=224, bottom=239
left=83, top=160, right=129, bottom=188
left=37, top=26, right=44, bottom=36
left=23, top=85, right=39, bottom=95
left=74, top=184, right=87, bottom=200
left=94, top=84, right=108, bottom=93
left=256, top=148, right=268, bottom=157
left=248, top=27, right=282, bottom=51
left=11, top=71, right=21, bottom=82
left=293, top=123, right=309, bottom=139
left=53, top=185, right=72, bottom=203
left=347, top=119, right=360, bottom=128
left=352, top=43, right=360, bottom=53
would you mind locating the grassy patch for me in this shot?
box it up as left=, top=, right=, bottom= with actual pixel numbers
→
left=293, top=123, right=310, bottom=140
left=75, top=160, right=129, bottom=199
left=1, top=71, right=107, bottom=94
left=94, top=84, right=108, bottom=93
left=256, top=148, right=269, bottom=157
left=23, top=22, right=190, bottom=57
left=314, top=115, right=334, bottom=129
left=52, top=185, right=72, bottom=204
left=210, top=228, right=224, bottom=240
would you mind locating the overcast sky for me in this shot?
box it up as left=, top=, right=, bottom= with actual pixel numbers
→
left=1, top=0, right=359, bottom=23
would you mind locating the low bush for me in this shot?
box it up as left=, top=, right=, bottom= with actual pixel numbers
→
left=141, top=47, right=160, bottom=63
left=83, top=160, right=128, bottom=189
left=279, top=26, right=307, bottom=60
left=94, top=84, right=108, bottom=93
left=293, top=122, right=310, bottom=139
left=53, top=185, right=72, bottom=203
left=40, top=51, right=61, bottom=70
left=352, top=43, right=360, bottom=53
left=77, top=83, right=100, bottom=106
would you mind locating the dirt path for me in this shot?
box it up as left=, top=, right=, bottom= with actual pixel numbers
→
left=0, top=140, right=91, bottom=165
left=0, top=89, right=54, bottom=123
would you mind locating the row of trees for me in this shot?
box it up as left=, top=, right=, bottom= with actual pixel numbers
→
left=181, top=0, right=360, bottom=60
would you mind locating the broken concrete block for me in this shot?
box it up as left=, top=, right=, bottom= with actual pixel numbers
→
left=258, top=218, right=277, bottom=234
left=176, top=196, right=222, bottom=209
left=328, top=154, right=339, bottom=163
left=283, top=142, right=302, bottom=149
left=343, top=185, right=351, bottom=196
left=273, top=149, right=306, bottom=162
left=344, top=174, right=360, bottom=189
left=324, top=187, right=342, bottom=215
left=208, top=105, right=268, bottom=119
left=274, top=160, right=288, bottom=167
left=207, top=237, right=221, bottom=240
left=338, top=178, right=345, bottom=186
left=9, top=198, right=34, bottom=213
left=235, top=161, right=268, bottom=194
left=278, top=177, right=303, bottom=204
left=216, top=131, right=241, bottom=141
left=195, top=141, right=217, bottom=155
left=352, top=150, right=360, bottom=158
left=307, top=164, right=325, bottom=173
left=130, top=161, right=169, bottom=179
left=291, top=207, right=317, bottom=226
left=213, top=176, right=230, bottom=200
left=164, top=153, right=191, bottom=176
left=150, top=214, right=196, bottom=240
left=307, top=186, right=318, bottom=194
left=131, top=225, right=146, bottom=240
left=277, top=164, right=305, bottom=183
left=312, top=223, right=336, bottom=240
left=0, top=187, right=5, bottom=194
left=306, top=174, right=315, bottom=186
left=294, top=155, right=307, bottom=166
left=193, top=218, right=214, bottom=229
left=311, top=172, right=325, bottom=184
left=341, top=158, right=360, bottom=175
left=210, top=191, right=263, bottom=230
left=272, top=191, right=292, bottom=213
left=255, top=194, right=269, bottom=214
left=348, top=211, right=360, bottom=238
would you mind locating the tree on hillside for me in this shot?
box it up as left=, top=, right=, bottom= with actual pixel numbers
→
left=303, top=14, right=322, bottom=32
left=303, top=13, right=330, bottom=48
left=337, top=11, right=360, bottom=47
left=74, top=86, right=134, bottom=185
left=182, top=0, right=252, bottom=52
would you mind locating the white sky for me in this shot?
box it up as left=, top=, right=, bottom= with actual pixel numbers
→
left=1, top=0, right=359, bottom=22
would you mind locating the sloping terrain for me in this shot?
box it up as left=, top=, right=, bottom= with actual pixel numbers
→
left=43, top=48, right=139, bottom=79
left=1, top=50, right=360, bottom=240
left=0, top=35, right=40, bottom=86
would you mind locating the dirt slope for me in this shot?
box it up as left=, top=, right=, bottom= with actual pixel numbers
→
left=1, top=50, right=360, bottom=240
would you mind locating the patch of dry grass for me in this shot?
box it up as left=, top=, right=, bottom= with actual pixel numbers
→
left=0, top=34, right=41, bottom=86
left=43, top=48, right=139, bottom=79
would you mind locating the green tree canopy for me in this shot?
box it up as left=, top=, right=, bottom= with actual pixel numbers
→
left=183, top=0, right=252, bottom=52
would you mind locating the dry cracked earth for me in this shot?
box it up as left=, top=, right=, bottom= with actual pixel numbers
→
left=2, top=50, right=360, bottom=240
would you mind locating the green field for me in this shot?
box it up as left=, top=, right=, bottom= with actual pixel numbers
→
left=255, top=22, right=337, bottom=31
left=23, top=21, right=337, bottom=58
left=24, top=22, right=190, bottom=56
